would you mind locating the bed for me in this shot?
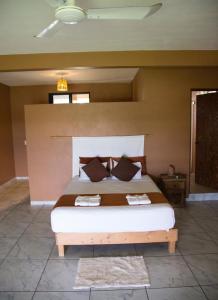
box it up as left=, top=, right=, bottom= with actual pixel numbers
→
left=51, top=136, right=178, bottom=256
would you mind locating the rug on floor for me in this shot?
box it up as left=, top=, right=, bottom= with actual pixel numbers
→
left=74, top=256, right=150, bottom=290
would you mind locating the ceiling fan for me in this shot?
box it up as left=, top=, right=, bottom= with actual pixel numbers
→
left=35, top=0, right=162, bottom=38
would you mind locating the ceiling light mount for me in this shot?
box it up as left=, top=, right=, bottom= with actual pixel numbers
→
left=55, top=0, right=86, bottom=24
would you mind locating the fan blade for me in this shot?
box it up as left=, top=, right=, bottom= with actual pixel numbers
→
left=87, top=3, right=162, bottom=20
left=35, top=20, right=64, bottom=38
left=146, top=3, right=162, bottom=17
left=45, top=0, right=65, bottom=8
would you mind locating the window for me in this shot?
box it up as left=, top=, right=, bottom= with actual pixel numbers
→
left=72, top=93, right=90, bottom=104
left=49, top=93, right=71, bottom=104
left=52, top=94, right=71, bottom=104
left=49, top=92, right=90, bottom=104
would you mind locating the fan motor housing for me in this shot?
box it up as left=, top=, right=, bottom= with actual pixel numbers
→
left=55, top=6, right=86, bottom=24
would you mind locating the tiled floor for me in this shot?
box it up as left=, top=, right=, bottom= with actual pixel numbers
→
left=0, top=182, right=218, bottom=299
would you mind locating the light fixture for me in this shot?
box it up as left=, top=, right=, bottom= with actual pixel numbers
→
left=57, top=77, right=68, bottom=92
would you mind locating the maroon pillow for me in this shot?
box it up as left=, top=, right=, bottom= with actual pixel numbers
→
left=111, top=157, right=140, bottom=181
left=80, top=156, right=110, bottom=175
left=112, top=156, right=147, bottom=175
left=82, top=157, right=109, bottom=182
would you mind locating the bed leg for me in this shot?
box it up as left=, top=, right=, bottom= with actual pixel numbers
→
left=168, top=241, right=176, bottom=254
left=57, top=245, right=65, bottom=257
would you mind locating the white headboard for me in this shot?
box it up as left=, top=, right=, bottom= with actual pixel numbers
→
left=72, top=135, right=144, bottom=177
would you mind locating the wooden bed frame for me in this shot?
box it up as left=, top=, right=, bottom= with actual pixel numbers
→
left=55, top=228, right=178, bottom=256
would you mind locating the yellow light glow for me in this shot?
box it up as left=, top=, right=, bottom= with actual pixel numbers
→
left=57, top=78, right=68, bottom=91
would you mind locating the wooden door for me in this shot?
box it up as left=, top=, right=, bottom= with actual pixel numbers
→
left=195, top=92, right=218, bottom=188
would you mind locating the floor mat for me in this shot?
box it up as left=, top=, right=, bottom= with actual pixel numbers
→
left=74, top=256, right=150, bottom=290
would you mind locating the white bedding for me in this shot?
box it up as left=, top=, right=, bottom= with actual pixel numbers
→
left=51, top=204, right=175, bottom=233
left=64, top=175, right=161, bottom=195
left=51, top=176, right=175, bottom=233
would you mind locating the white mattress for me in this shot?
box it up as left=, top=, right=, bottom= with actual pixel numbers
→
left=51, top=176, right=175, bottom=233
left=51, top=204, right=175, bottom=233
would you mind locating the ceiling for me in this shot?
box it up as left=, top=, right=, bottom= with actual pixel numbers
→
left=0, top=68, right=139, bottom=86
left=0, top=0, right=217, bottom=55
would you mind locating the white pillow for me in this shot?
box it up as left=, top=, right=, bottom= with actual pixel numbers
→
left=111, top=160, right=142, bottom=180
left=79, top=162, right=108, bottom=181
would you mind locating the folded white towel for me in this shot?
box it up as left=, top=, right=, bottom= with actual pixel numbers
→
left=126, top=194, right=151, bottom=205
left=126, top=194, right=149, bottom=200
left=127, top=199, right=151, bottom=205
left=75, top=195, right=101, bottom=206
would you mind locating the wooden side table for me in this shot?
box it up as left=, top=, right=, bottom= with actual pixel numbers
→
left=159, top=173, right=186, bottom=207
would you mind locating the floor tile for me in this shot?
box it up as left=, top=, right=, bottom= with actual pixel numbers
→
left=0, top=237, right=18, bottom=259
left=176, top=218, right=205, bottom=234
left=187, top=203, right=217, bottom=219
left=0, top=210, right=10, bottom=222
left=5, top=209, right=38, bottom=223
left=178, top=232, right=218, bottom=254
left=8, top=236, right=54, bottom=259
left=184, top=254, right=218, bottom=285
left=195, top=218, right=218, bottom=241
left=206, top=202, right=218, bottom=215
left=145, top=256, right=198, bottom=288
left=135, top=243, right=180, bottom=257
left=50, top=245, right=94, bottom=259
left=37, top=259, right=79, bottom=291
left=0, top=220, right=29, bottom=237
left=33, top=291, right=90, bottom=300
left=0, top=258, right=46, bottom=291
left=94, top=244, right=136, bottom=257
left=0, top=292, right=34, bottom=300
left=202, top=285, right=218, bottom=300
left=147, top=287, right=207, bottom=300
left=174, top=208, right=192, bottom=220
left=24, top=222, right=54, bottom=237
left=206, top=201, right=218, bottom=207
left=33, top=209, right=52, bottom=223
left=14, top=204, right=41, bottom=214
left=90, top=289, right=148, bottom=300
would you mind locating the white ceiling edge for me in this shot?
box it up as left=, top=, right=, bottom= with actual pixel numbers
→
left=0, top=67, right=139, bottom=87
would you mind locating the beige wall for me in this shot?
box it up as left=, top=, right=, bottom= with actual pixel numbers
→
left=0, top=83, right=15, bottom=184
left=10, top=82, right=132, bottom=177
left=72, top=83, right=132, bottom=102
left=25, top=67, right=218, bottom=201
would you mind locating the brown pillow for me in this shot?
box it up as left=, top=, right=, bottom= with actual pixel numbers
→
left=111, top=157, right=140, bottom=181
left=80, top=156, right=110, bottom=174
left=112, top=156, right=147, bottom=175
left=82, top=157, right=109, bottom=182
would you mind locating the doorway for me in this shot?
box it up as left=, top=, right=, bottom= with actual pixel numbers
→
left=190, top=90, right=218, bottom=194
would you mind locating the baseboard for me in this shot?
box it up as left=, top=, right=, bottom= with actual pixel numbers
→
left=31, top=200, right=57, bottom=206
left=187, top=193, right=218, bottom=201
left=16, top=176, right=29, bottom=180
